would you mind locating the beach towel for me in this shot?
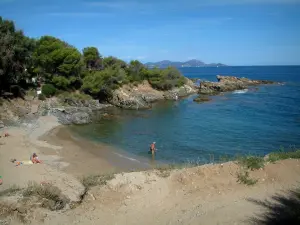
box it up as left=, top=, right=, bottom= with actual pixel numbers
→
left=15, top=160, right=33, bottom=166
left=22, top=160, right=33, bottom=165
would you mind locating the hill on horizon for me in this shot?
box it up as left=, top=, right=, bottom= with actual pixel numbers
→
left=145, top=59, right=227, bottom=68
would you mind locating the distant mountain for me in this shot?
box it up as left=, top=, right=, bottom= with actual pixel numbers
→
left=145, top=59, right=227, bottom=68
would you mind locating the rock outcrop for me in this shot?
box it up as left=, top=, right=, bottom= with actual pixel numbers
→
left=38, top=98, right=111, bottom=125
left=0, top=98, right=32, bottom=122
left=110, top=79, right=197, bottom=109
left=199, top=75, right=276, bottom=95
left=193, top=95, right=211, bottom=103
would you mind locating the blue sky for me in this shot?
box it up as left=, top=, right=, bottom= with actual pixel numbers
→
left=1, top=0, right=300, bottom=65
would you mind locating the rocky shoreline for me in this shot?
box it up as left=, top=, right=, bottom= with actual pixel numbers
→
left=199, top=75, right=277, bottom=95
left=194, top=75, right=278, bottom=103
left=0, top=76, right=278, bottom=125
left=36, top=79, right=197, bottom=124
left=109, top=79, right=196, bottom=109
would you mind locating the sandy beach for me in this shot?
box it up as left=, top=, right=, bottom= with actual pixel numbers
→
left=0, top=115, right=149, bottom=191
left=41, top=125, right=151, bottom=176
left=0, top=115, right=300, bottom=225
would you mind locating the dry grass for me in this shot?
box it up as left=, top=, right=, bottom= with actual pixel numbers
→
left=237, top=170, right=258, bottom=186
left=155, top=164, right=179, bottom=178
left=23, top=182, right=69, bottom=211
left=80, top=173, right=115, bottom=189
left=0, top=185, right=21, bottom=197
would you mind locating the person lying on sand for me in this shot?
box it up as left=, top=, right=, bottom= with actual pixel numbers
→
left=0, top=133, right=10, bottom=138
left=31, top=153, right=42, bottom=164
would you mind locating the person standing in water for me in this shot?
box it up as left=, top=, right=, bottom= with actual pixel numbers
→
left=149, top=142, right=156, bottom=154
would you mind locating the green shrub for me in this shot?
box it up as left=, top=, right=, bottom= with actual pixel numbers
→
left=126, top=60, right=147, bottom=82
left=52, top=76, right=71, bottom=90
left=81, top=67, right=126, bottom=101
left=38, top=94, right=46, bottom=100
left=80, top=173, right=115, bottom=189
left=267, top=149, right=300, bottom=163
left=237, top=170, right=258, bottom=186
left=237, top=156, right=264, bottom=170
left=42, top=84, right=56, bottom=97
left=147, top=67, right=186, bottom=91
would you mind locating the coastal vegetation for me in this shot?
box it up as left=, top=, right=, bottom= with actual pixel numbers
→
left=0, top=16, right=186, bottom=102
left=235, top=148, right=300, bottom=185
left=236, top=170, right=258, bottom=186
left=23, top=182, right=68, bottom=211
left=80, top=173, right=115, bottom=189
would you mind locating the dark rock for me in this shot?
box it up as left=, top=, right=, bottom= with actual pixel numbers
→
left=199, top=75, right=276, bottom=95
left=38, top=99, right=111, bottom=125
left=193, top=95, right=211, bottom=103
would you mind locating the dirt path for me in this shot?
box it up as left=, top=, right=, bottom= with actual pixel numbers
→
left=35, top=159, right=300, bottom=225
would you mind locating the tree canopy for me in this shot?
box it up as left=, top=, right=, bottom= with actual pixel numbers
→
left=32, top=36, right=82, bottom=86
left=83, top=47, right=102, bottom=70
left=0, top=16, right=187, bottom=99
left=0, top=16, right=35, bottom=92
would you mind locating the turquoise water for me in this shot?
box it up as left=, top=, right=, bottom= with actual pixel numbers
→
left=70, top=66, right=300, bottom=164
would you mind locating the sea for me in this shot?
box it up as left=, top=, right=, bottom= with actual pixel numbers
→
left=69, top=66, right=300, bottom=165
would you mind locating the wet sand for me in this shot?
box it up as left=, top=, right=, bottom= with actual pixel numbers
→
left=41, top=126, right=152, bottom=176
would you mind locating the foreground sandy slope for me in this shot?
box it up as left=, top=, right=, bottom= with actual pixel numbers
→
left=37, top=159, right=299, bottom=225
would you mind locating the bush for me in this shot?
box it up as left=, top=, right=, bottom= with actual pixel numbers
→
left=0, top=185, right=21, bottom=197
left=81, top=67, right=126, bottom=101
left=237, top=156, right=265, bottom=170
left=237, top=170, right=258, bottom=186
left=38, top=94, right=46, bottom=100
left=52, top=76, right=71, bottom=90
left=80, top=173, right=115, bottom=189
left=147, top=67, right=186, bottom=91
left=23, top=182, right=68, bottom=211
left=42, top=84, right=56, bottom=97
left=267, top=149, right=300, bottom=163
